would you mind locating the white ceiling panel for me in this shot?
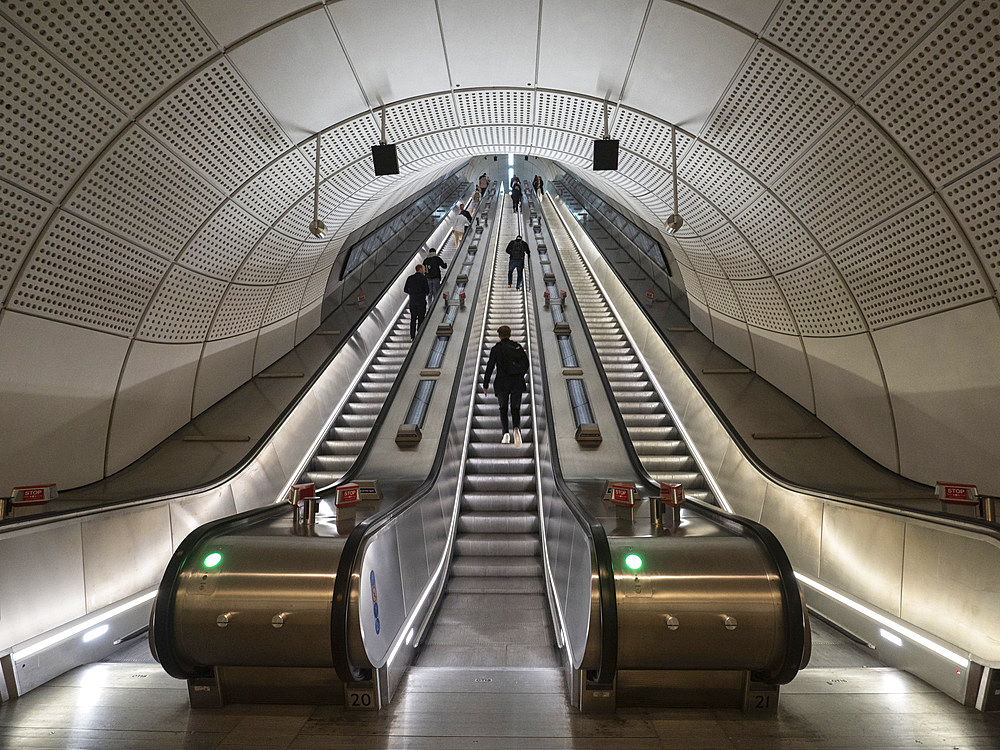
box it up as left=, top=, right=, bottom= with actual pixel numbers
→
left=438, top=0, right=537, bottom=87
left=538, top=0, right=647, bottom=96
left=227, top=9, right=369, bottom=143
left=683, top=1, right=780, bottom=33
left=186, top=0, right=317, bottom=47
left=329, top=0, right=451, bottom=105
left=623, top=2, right=754, bottom=133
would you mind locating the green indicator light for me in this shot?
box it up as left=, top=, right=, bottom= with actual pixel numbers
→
left=624, top=553, right=643, bottom=571
left=203, top=552, right=223, bottom=569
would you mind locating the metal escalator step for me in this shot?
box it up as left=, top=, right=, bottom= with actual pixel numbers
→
left=450, top=556, right=543, bottom=578
left=446, top=576, right=546, bottom=594
left=344, top=402, right=382, bottom=415
left=336, top=413, right=377, bottom=426
left=639, top=455, right=697, bottom=472
left=684, top=489, right=713, bottom=503
left=461, top=492, right=536, bottom=512
left=311, top=455, right=355, bottom=471
left=352, top=391, right=388, bottom=403
left=468, top=443, right=533, bottom=458
left=622, top=413, right=669, bottom=426
left=614, top=390, right=657, bottom=402
left=610, top=380, right=654, bottom=390
left=330, top=426, right=371, bottom=440
left=626, top=425, right=679, bottom=441
left=463, top=474, right=537, bottom=493
left=302, top=471, right=345, bottom=487
left=321, top=439, right=366, bottom=454
left=465, top=457, right=534, bottom=474
left=458, top=512, right=538, bottom=534
left=455, top=534, right=541, bottom=557
left=648, top=471, right=705, bottom=488
left=618, top=402, right=665, bottom=415
left=631, top=439, right=686, bottom=455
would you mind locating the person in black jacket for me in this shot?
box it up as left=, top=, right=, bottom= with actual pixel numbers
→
left=423, top=247, right=447, bottom=305
left=505, top=234, right=530, bottom=291
left=482, top=325, right=528, bottom=446
left=403, top=264, right=429, bottom=341
left=510, top=181, right=522, bottom=213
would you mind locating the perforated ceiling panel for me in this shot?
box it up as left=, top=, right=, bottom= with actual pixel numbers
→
left=677, top=263, right=706, bottom=304
left=731, top=278, right=797, bottom=334
left=233, top=150, right=314, bottom=225
left=178, top=202, right=268, bottom=281
left=777, top=256, right=866, bottom=336
left=680, top=142, right=762, bottom=217
left=457, top=90, right=533, bottom=127
left=3, top=0, right=215, bottom=113
left=208, top=284, right=272, bottom=340
left=775, top=110, right=927, bottom=250
left=942, top=157, right=1000, bottom=287
left=864, top=0, right=1000, bottom=186
left=616, top=152, right=669, bottom=195
left=701, top=44, right=848, bottom=182
left=280, top=240, right=331, bottom=284
left=465, top=126, right=535, bottom=152
left=398, top=131, right=467, bottom=164
left=9, top=212, right=169, bottom=335
left=304, top=115, right=381, bottom=179
left=138, top=264, right=227, bottom=343
left=674, top=233, right=727, bottom=278
left=388, top=94, right=458, bottom=140
left=764, top=1, right=954, bottom=98
left=275, top=183, right=341, bottom=239
left=732, top=191, right=823, bottom=274
left=142, top=59, right=291, bottom=193
left=674, top=184, right=726, bottom=233
left=831, top=196, right=991, bottom=328
left=66, top=126, right=222, bottom=259
left=302, top=267, right=330, bottom=307
left=702, top=224, right=769, bottom=279
left=2, top=19, right=124, bottom=201
left=535, top=92, right=604, bottom=137
left=263, top=278, right=309, bottom=325
left=236, top=232, right=304, bottom=286
left=0, top=182, right=53, bottom=301
left=698, top=273, right=745, bottom=321
left=534, top=129, right=592, bottom=161
left=615, top=108, right=697, bottom=168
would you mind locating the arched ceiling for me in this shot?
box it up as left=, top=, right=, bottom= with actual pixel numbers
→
left=1, top=0, right=999, bottom=490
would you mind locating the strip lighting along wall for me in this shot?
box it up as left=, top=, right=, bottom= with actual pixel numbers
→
left=794, top=573, right=970, bottom=668
left=11, top=591, right=158, bottom=661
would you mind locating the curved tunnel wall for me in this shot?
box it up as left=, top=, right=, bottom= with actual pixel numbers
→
left=0, top=0, right=998, bottom=494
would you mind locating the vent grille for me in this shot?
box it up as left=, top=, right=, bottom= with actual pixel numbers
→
left=1, top=182, right=53, bottom=301
left=142, top=59, right=291, bottom=193
left=864, top=0, right=1000, bottom=186
left=209, top=284, right=272, bottom=340
left=777, top=256, right=866, bottom=336
left=942, top=157, right=1000, bottom=288
left=66, top=126, right=222, bottom=259
left=764, top=1, right=953, bottom=97
left=9, top=212, right=169, bottom=335
left=732, top=277, right=796, bottom=333
left=733, top=192, right=822, bottom=274
left=1, top=20, right=124, bottom=200
left=178, top=202, right=268, bottom=281
left=138, top=265, right=227, bottom=343
left=3, top=0, right=215, bottom=113
left=775, top=110, right=926, bottom=250
left=831, top=196, right=991, bottom=328
left=701, top=44, right=848, bottom=182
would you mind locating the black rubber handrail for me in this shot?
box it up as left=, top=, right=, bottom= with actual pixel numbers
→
left=551, top=180, right=1000, bottom=538
left=151, top=187, right=486, bottom=680
left=522, top=191, right=618, bottom=685
left=537, top=189, right=807, bottom=683
left=330, top=189, right=498, bottom=683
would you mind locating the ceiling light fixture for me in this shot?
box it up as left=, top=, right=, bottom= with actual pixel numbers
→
left=667, top=125, right=683, bottom=233
left=308, top=133, right=326, bottom=238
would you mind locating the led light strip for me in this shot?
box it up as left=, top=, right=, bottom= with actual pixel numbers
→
left=794, top=572, right=970, bottom=668
left=11, top=590, right=157, bottom=661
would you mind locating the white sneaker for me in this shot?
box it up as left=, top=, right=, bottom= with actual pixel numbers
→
left=501, top=433, right=510, bottom=444
left=513, top=429, right=522, bottom=447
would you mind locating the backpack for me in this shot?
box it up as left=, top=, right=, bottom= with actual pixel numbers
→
left=500, top=341, right=529, bottom=376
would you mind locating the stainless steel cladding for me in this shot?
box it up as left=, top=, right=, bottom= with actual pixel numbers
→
left=611, top=533, right=787, bottom=675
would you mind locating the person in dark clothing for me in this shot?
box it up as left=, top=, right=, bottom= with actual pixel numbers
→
left=505, top=234, right=530, bottom=290
left=511, top=181, right=522, bottom=213
left=423, top=247, right=447, bottom=305
left=403, top=264, right=429, bottom=340
left=478, top=173, right=489, bottom=194
left=532, top=174, right=543, bottom=195
left=482, top=325, right=528, bottom=446
left=458, top=202, right=473, bottom=224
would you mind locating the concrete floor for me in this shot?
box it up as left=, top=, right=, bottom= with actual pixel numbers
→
left=2, top=619, right=998, bottom=749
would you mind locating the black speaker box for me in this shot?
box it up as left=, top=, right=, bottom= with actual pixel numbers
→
left=592, top=139, right=619, bottom=171
left=372, top=143, right=399, bottom=175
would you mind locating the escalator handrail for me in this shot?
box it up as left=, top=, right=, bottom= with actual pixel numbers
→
left=538, top=189, right=805, bottom=683
left=522, top=190, right=618, bottom=686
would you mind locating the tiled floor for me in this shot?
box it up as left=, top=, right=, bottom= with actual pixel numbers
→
left=2, top=619, right=998, bottom=749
